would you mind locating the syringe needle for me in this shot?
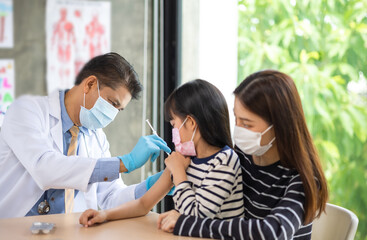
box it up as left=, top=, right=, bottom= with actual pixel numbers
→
left=146, top=119, right=157, bottom=136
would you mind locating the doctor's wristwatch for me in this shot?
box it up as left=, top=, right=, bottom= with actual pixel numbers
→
left=38, top=191, right=50, bottom=214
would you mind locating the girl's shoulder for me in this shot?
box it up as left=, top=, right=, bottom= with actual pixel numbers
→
left=212, top=146, right=240, bottom=167
left=192, top=146, right=239, bottom=167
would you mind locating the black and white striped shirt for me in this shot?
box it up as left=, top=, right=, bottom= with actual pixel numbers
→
left=172, top=145, right=244, bottom=220
left=173, top=148, right=312, bottom=240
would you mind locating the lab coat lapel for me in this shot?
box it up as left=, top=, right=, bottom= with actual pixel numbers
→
left=48, top=91, right=63, bottom=153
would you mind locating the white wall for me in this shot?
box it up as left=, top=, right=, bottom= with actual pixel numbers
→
left=181, top=0, right=238, bottom=132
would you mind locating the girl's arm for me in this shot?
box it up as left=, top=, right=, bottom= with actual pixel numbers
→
left=80, top=168, right=173, bottom=227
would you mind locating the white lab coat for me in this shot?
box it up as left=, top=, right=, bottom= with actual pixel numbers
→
left=0, top=91, right=136, bottom=218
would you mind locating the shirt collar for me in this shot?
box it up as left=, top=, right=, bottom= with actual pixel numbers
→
left=191, top=145, right=231, bottom=164
left=59, top=90, right=93, bottom=136
left=79, top=126, right=92, bottom=136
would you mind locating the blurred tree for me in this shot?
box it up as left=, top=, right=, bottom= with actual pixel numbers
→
left=238, top=0, right=367, bottom=239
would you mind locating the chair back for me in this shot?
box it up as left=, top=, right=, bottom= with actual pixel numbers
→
left=311, top=203, right=359, bottom=240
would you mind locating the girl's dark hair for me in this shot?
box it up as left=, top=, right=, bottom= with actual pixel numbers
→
left=234, top=70, right=328, bottom=224
left=165, top=79, right=232, bottom=149
left=75, top=52, right=142, bottom=99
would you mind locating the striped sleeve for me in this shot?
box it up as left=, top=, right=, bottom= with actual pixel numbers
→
left=173, top=175, right=309, bottom=240
left=172, top=155, right=240, bottom=219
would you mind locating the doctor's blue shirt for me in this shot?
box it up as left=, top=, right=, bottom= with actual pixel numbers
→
left=26, top=90, right=147, bottom=216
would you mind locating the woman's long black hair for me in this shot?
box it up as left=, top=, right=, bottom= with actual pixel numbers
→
left=165, top=79, right=232, bottom=149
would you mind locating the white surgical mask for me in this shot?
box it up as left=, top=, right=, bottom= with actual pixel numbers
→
left=79, top=81, right=118, bottom=131
left=233, top=125, right=276, bottom=156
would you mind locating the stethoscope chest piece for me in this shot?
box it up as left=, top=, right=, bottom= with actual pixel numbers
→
left=38, top=200, right=50, bottom=214
left=38, top=190, right=50, bottom=215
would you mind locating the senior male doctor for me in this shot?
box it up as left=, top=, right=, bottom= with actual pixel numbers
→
left=0, top=52, right=171, bottom=218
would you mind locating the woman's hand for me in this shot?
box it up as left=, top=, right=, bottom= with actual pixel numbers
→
left=164, top=152, right=191, bottom=185
left=157, top=210, right=181, bottom=233
left=79, top=209, right=107, bottom=227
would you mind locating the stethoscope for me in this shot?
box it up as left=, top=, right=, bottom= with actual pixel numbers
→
left=37, top=130, right=105, bottom=215
left=37, top=191, right=50, bottom=214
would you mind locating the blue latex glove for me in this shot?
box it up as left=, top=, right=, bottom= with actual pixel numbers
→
left=146, top=170, right=175, bottom=196
left=118, top=135, right=171, bottom=173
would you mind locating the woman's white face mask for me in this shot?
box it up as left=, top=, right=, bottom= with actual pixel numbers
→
left=233, top=125, right=276, bottom=156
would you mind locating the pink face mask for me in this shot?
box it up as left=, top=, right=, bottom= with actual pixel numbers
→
left=172, top=117, right=197, bottom=156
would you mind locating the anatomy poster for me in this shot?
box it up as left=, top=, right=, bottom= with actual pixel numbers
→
left=46, top=0, right=111, bottom=93
left=0, top=59, right=14, bottom=126
left=0, top=0, right=13, bottom=48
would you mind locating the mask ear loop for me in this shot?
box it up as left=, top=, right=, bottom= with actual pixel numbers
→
left=261, top=124, right=273, bottom=135
left=261, top=124, right=276, bottom=145
left=191, top=126, right=198, bottom=141
left=96, top=79, right=100, bottom=97
left=178, top=117, right=189, bottom=130
left=84, top=79, right=100, bottom=108
left=83, top=92, right=86, bottom=108
left=268, top=137, right=276, bottom=145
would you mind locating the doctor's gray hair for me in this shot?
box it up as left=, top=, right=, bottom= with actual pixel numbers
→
left=75, top=52, right=142, bottom=99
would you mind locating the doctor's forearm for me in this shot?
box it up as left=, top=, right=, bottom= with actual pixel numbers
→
left=89, top=158, right=121, bottom=184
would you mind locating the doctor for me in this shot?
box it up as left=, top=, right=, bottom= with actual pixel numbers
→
left=0, top=52, right=171, bottom=218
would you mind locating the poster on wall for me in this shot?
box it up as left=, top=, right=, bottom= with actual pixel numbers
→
left=0, top=59, right=14, bottom=126
left=0, top=0, right=13, bottom=48
left=46, top=0, right=111, bottom=94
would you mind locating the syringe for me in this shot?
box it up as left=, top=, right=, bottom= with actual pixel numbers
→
left=146, top=119, right=170, bottom=155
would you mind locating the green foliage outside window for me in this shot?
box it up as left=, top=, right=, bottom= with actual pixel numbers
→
left=237, top=0, right=367, bottom=239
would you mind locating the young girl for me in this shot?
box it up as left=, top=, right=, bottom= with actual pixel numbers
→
left=79, top=79, right=244, bottom=226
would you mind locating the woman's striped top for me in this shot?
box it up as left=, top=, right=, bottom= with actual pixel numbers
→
left=172, top=145, right=244, bottom=220
left=173, top=148, right=312, bottom=239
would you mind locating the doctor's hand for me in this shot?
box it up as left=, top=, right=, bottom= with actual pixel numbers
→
left=79, top=209, right=107, bottom=227
left=146, top=170, right=175, bottom=195
left=118, top=135, right=171, bottom=173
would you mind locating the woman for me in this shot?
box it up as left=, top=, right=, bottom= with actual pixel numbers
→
left=157, top=70, right=328, bottom=240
